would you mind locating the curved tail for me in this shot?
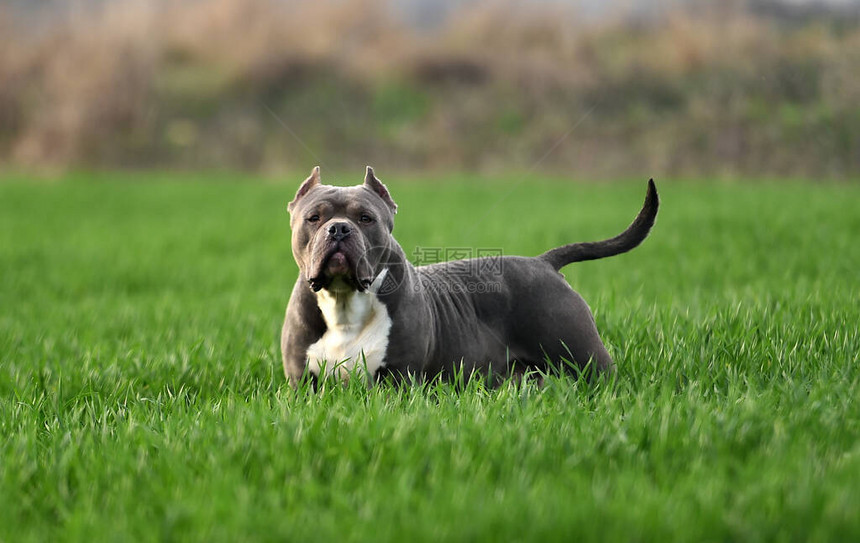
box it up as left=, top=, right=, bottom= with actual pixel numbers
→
left=539, top=179, right=659, bottom=270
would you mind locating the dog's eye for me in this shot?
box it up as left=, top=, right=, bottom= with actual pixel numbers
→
left=359, top=213, right=374, bottom=224
left=307, top=214, right=320, bottom=223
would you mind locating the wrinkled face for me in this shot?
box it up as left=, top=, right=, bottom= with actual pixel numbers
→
left=288, top=167, right=397, bottom=292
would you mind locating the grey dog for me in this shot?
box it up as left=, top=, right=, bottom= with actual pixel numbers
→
left=281, top=167, right=658, bottom=386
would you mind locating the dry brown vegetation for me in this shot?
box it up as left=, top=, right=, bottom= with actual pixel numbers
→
left=1, top=0, right=859, bottom=177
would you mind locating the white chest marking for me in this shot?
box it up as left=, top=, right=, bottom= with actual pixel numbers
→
left=306, top=271, right=392, bottom=380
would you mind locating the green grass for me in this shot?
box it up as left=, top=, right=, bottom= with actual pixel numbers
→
left=1, top=172, right=859, bottom=541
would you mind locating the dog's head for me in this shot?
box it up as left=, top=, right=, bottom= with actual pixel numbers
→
left=287, top=166, right=398, bottom=293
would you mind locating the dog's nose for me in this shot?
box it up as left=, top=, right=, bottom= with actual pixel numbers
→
left=327, top=222, right=351, bottom=241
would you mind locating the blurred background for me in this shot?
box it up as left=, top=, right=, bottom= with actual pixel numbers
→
left=1, top=0, right=859, bottom=179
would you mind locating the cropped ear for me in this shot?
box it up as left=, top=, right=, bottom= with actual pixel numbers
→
left=288, top=166, right=321, bottom=213
left=363, top=166, right=397, bottom=214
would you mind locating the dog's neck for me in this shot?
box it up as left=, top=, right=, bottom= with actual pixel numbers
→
left=315, top=286, right=373, bottom=331
left=314, top=270, right=389, bottom=331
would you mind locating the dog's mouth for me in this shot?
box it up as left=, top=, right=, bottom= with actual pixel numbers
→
left=325, top=250, right=350, bottom=276
left=307, top=244, right=373, bottom=292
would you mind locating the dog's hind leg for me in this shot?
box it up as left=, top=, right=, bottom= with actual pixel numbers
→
left=511, top=283, right=615, bottom=378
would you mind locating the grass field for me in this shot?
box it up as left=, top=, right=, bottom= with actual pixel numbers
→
left=1, top=172, right=859, bottom=541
